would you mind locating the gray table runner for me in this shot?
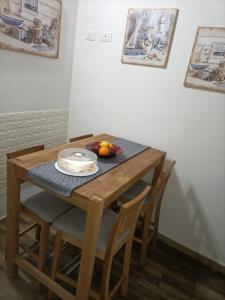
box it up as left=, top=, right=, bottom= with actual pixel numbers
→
left=27, top=138, right=149, bottom=197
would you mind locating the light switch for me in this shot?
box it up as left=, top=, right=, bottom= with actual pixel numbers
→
left=86, top=31, right=96, bottom=41
left=102, top=32, right=112, bottom=42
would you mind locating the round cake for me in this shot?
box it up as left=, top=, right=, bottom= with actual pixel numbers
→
left=57, top=148, right=98, bottom=174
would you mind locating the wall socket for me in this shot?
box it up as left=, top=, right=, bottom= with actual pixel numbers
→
left=102, top=32, right=112, bottom=42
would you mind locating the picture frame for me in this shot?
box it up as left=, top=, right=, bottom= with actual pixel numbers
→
left=121, top=8, right=179, bottom=68
left=0, top=0, right=62, bottom=58
left=184, top=27, right=225, bottom=94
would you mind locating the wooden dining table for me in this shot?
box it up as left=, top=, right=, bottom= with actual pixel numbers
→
left=6, top=133, right=166, bottom=300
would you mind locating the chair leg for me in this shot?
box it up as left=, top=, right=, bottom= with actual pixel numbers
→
left=140, top=236, right=148, bottom=268
left=48, top=231, right=63, bottom=300
left=140, top=210, right=151, bottom=268
left=100, top=255, right=113, bottom=300
left=38, top=223, right=50, bottom=271
left=152, top=231, right=158, bottom=248
left=152, top=205, right=161, bottom=248
left=121, top=237, right=133, bottom=296
left=35, top=225, right=41, bottom=241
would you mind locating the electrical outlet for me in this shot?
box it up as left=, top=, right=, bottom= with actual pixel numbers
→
left=102, top=32, right=112, bottom=42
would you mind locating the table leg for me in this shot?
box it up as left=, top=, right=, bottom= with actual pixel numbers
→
left=6, top=161, right=20, bottom=277
left=75, top=197, right=104, bottom=300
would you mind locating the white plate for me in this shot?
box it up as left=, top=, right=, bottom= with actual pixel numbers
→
left=55, top=162, right=98, bottom=177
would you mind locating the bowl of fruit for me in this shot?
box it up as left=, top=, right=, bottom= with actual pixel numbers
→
left=85, top=140, right=123, bottom=158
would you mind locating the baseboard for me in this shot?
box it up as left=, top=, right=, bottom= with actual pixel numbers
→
left=158, top=233, right=225, bottom=276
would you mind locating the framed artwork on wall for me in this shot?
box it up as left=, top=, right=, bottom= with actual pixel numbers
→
left=184, top=27, right=225, bottom=94
left=121, top=8, right=178, bottom=68
left=0, top=0, right=62, bottom=58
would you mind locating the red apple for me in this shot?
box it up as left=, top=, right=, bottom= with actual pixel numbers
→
left=93, top=144, right=100, bottom=153
left=109, top=145, right=117, bottom=156
left=116, top=148, right=123, bottom=155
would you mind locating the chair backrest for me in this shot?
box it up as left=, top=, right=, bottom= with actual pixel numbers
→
left=69, top=134, right=93, bottom=143
left=6, top=145, right=45, bottom=185
left=146, top=160, right=176, bottom=230
left=108, top=186, right=151, bottom=253
left=149, top=160, right=176, bottom=202
left=6, top=144, right=44, bottom=159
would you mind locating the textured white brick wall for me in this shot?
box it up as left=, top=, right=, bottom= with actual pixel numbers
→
left=0, top=109, right=69, bottom=217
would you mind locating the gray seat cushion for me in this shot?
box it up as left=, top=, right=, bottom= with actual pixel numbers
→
left=123, top=180, right=150, bottom=202
left=53, top=207, right=118, bottom=251
left=21, top=191, right=73, bottom=223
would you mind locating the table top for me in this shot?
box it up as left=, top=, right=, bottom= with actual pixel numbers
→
left=10, top=134, right=166, bottom=209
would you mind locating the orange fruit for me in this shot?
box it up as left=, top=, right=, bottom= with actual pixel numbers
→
left=99, top=146, right=110, bottom=156
left=108, top=143, right=113, bottom=148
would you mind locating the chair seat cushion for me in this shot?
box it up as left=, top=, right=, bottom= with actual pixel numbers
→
left=53, top=207, right=118, bottom=251
left=21, top=191, right=73, bottom=223
left=123, top=180, right=150, bottom=202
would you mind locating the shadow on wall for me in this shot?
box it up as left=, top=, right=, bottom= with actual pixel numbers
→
left=160, top=170, right=222, bottom=262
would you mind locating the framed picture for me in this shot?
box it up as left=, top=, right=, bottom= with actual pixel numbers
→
left=121, top=8, right=178, bottom=68
left=184, top=27, right=225, bottom=94
left=0, top=0, right=62, bottom=58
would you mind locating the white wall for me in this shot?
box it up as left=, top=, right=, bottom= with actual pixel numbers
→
left=0, top=0, right=78, bottom=113
left=0, top=0, right=79, bottom=218
left=68, top=0, right=225, bottom=265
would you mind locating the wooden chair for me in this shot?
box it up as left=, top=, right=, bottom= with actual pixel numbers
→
left=69, top=134, right=93, bottom=143
left=118, top=160, right=176, bottom=267
left=6, top=145, right=73, bottom=271
left=48, top=186, right=151, bottom=300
